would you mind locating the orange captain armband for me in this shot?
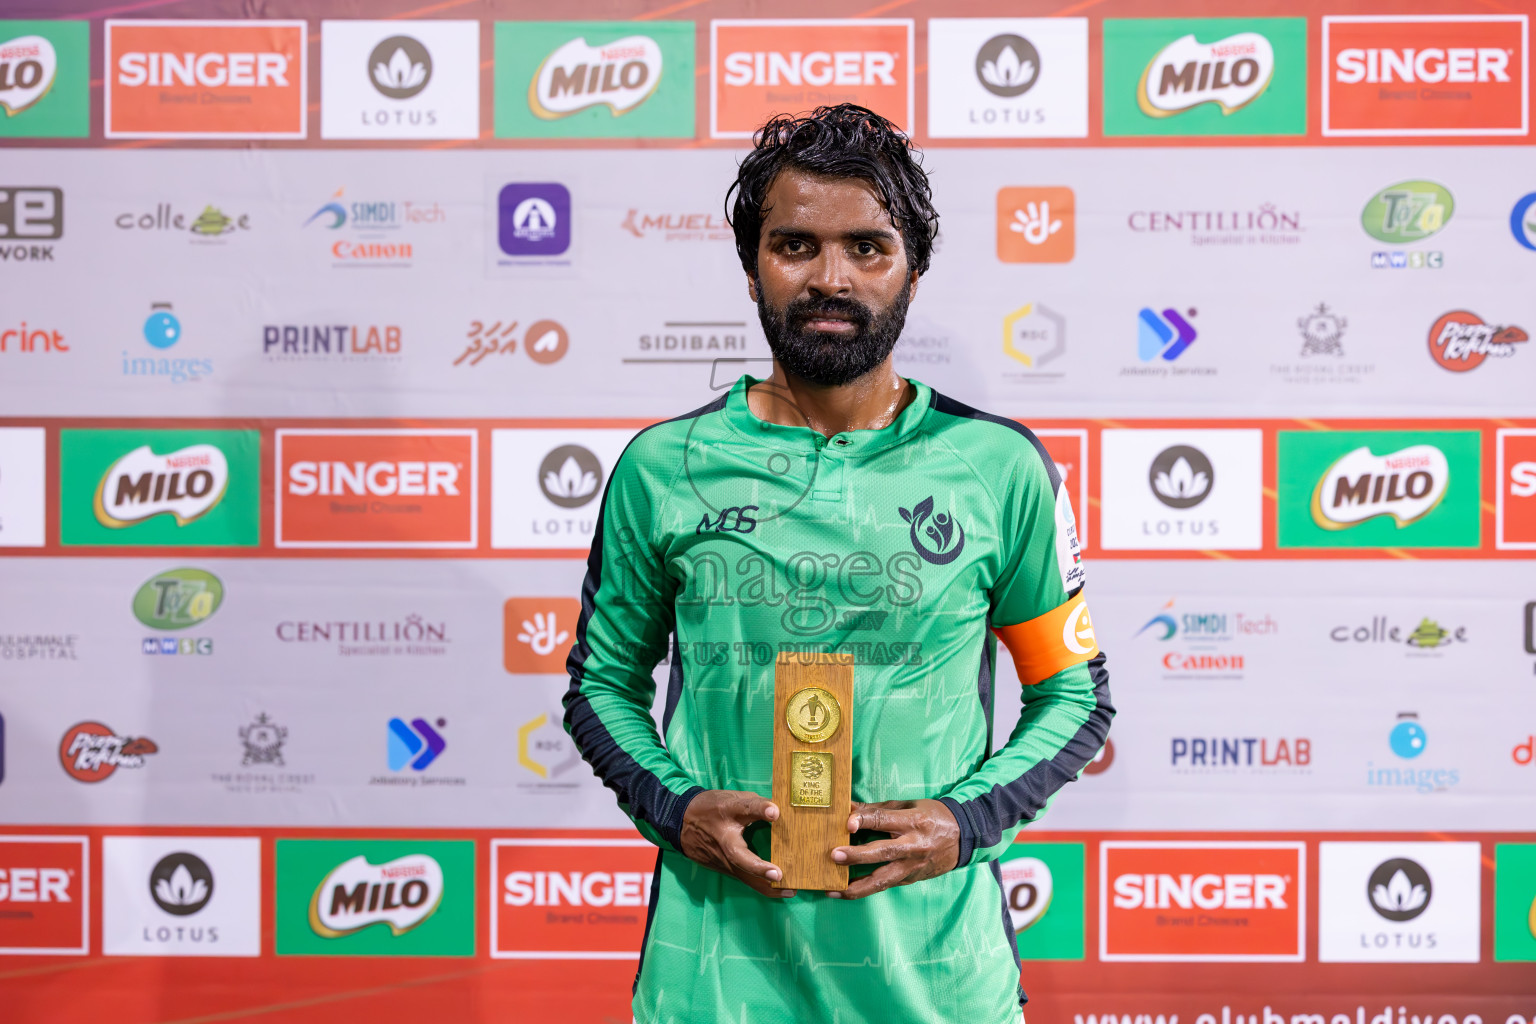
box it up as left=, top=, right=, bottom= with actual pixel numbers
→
left=990, top=590, right=1100, bottom=686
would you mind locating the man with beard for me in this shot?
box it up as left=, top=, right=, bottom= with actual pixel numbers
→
left=563, top=104, right=1113, bottom=1023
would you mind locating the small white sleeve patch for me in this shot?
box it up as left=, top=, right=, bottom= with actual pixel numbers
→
left=1054, top=484, right=1086, bottom=592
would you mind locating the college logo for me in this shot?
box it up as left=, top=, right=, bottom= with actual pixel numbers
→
left=1137, top=306, right=1198, bottom=362
left=275, top=429, right=477, bottom=549
left=276, top=839, right=474, bottom=956
left=320, top=21, right=478, bottom=140
left=114, top=202, right=252, bottom=243
left=0, top=426, right=46, bottom=547
left=0, top=22, right=87, bottom=138
left=1101, top=841, right=1306, bottom=961
left=996, top=187, right=1074, bottom=263
left=1497, top=429, right=1536, bottom=549
left=898, top=496, right=965, bottom=565
left=101, top=837, right=260, bottom=957
left=497, top=182, right=571, bottom=260
left=0, top=836, right=88, bottom=955
left=387, top=717, right=446, bottom=772
left=927, top=19, right=1089, bottom=139
left=59, top=721, right=158, bottom=782
left=1278, top=430, right=1481, bottom=549
left=1427, top=311, right=1527, bottom=372
left=710, top=19, right=913, bottom=138
left=0, top=186, right=63, bottom=264
left=495, top=21, right=693, bottom=139
left=1101, top=429, right=1263, bottom=550
left=61, top=430, right=258, bottom=546
left=1322, top=15, right=1528, bottom=137
left=504, top=597, right=580, bottom=674
left=1329, top=615, right=1468, bottom=653
left=1319, top=842, right=1481, bottom=963
left=133, top=567, right=224, bottom=631
left=105, top=20, right=306, bottom=138
left=1102, top=18, right=1306, bottom=137
left=1513, top=192, right=1536, bottom=251
left=1494, top=844, right=1536, bottom=962
left=999, top=843, right=1087, bottom=960
left=491, top=838, right=656, bottom=958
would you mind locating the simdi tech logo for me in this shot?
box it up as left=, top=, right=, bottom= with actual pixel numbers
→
left=710, top=20, right=914, bottom=138
left=59, top=429, right=259, bottom=547
left=926, top=18, right=1089, bottom=139
left=1100, top=841, right=1306, bottom=962
left=496, top=21, right=694, bottom=139
left=1496, top=429, right=1536, bottom=549
left=275, top=429, right=478, bottom=549
left=1277, top=429, right=1481, bottom=549
left=105, top=20, right=307, bottom=139
left=0, top=836, right=88, bottom=955
left=321, top=21, right=480, bottom=140
left=275, top=839, right=474, bottom=956
left=1322, top=15, right=1528, bottom=137
left=0, top=21, right=88, bottom=138
left=1101, top=18, right=1307, bottom=137
left=491, top=837, right=655, bottom=958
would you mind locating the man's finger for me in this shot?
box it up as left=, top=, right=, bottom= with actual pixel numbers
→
left=831, top=861, right=909, bottom=901
left=731, top=792, right=779, bottom=823
left=832, top=837, right=923, bottom=865
left=850, top=804, right=918, bottom=834
left=721, top=832, right=785, bottom=883
left=731, top=870, right=796, bottom=899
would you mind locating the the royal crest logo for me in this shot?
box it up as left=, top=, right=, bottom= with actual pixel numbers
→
left=308, top=854, right=443, bottom=938
left=94, top=444, right=229, bottom=528
left=1427, top=311, right=1527, bottom=372
left=899, top=496, right=965, bottom=565
left=530, top=35, right=663, bottom=119
left=239, top=713, right=286, bottom=766
left=1137, top=32, right=1275, bottom=118
left=1311, top=445, right=1449, bottom=530
left=59, top=721, right=158, bottom=782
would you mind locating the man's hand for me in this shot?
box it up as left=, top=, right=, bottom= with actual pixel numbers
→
left=678, top=790, right=795, bottom=898
left=828, top=799, right=960, bottom=900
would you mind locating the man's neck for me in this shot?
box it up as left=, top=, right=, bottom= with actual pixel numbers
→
left=747, top=359, right=915, bottom=438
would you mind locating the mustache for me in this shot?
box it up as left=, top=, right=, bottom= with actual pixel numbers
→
left=781, top=295, right=874, bottom=332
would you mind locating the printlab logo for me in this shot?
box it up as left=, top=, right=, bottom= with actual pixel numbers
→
left=1363, top=180, right=1451, bottom=269
left=1369, top=858, right=1431, bottom=922
left=369, top=36, right=430, bottom=98
left=497, top=182, right=571, bottom=260
left=149, top=852, right=213, bottom=916
left=454, top=319, right=568, bottom=367
left=1513, top=193, right=1536, bottom=252
left=59, top=721, right=158, bottom=782
left=1, top=186, right=64, bottom=264
left=240, top=713, right=287, bottom=766
left=1149, top=445, right=1213, bottom=509
left=1138, top=307, right=1198, bottom=362
left=1427, top=311, right=1527, bottom=372
left=387, top=717, right=446, bottom=772
left=978, top=34, right=1040, bottom=96
left=996, top=187, right=1074, bottom=263
left=261, top=323, right=402, bottom=363
left=898, top=496, right=965, bottom=565
left=538, top=445, right=602, bottom=508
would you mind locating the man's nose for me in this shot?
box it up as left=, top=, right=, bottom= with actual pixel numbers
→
left=806, top=246, right=853, bottom=298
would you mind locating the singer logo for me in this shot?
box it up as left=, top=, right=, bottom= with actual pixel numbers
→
left=105, top=20, right=307, bottom=138
left=275, top=429, right=477, bottom=549
left=0, top=837, right=88, bottom=954
left=491, top=838, right=656, bottom=958
left=1311, top=445, right=1449, bottom=530
left=1323, top=16, right=1528, bottom=137
left=710, top=20, right=912, bottom=138
left=1497, top=429, right=1536, bottom=550
left=1101, top=841, right=1305, bottom=961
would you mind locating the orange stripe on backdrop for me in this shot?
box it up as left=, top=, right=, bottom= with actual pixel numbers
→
left=635, top=0, right=715, bottom=20
left=1049, top=0, right=1112, bottom=14
left=387, top=0, right=482, bottom=19
left=853, top=0, right=916, bottom=16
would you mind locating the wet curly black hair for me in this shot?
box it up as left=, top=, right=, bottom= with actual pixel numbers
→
left=725, top=104, right=940, bottom=278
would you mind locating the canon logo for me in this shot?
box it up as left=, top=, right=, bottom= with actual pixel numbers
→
left=722, top=50, right=896, bottom=88
left=0, top=867, right=71, bottom=902
left=502, top=870, right=652, bottom=907
left=116, top=51, right=290, bottom=88
left=1112, top=872, right=1286, bottom=911
left=1334, top=47, right=1510, bottom=85
left=287, top=461, right=459, bottom=497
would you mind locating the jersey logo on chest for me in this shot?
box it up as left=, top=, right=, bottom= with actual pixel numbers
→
left=898, top=496, right=965, bottom=565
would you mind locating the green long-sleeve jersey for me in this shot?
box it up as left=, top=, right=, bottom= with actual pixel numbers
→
left=563, top=375, right=1114, bottom=1024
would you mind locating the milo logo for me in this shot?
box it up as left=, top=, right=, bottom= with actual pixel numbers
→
left=132, top=568, right=224, bottom=631
left=94, top=444, right=229, bottom=527
left=309, top=854, right=444, bottom=938
left=1138, top=32, right=1275, bottom=117
left=1311, top=445, right=1449, bottom=530
left=530, top=35, right=663, bottom=119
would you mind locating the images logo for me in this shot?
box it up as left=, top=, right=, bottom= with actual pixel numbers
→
left=387, top=717, right=446, bottom=772
left=1513, top=192, right=1536, bottom=251
left=1149, top=445, right=1213, bottom=509
left=1368, top=713, right=1459, bottom=793
left=0, top=186, right=63, bottom=263
left=1311, top=444, right=1449, bottom=529
left=0, top=836, right=88, bottom=954
left=491, top=838, right=656, bottom=958
left=276, top=839, right=474, bottom=956
left=1390, top=713, right=1427, bottom=759
left=711, top=19, right=913, bottom=138
left=996, top=187, right=1074, bottom=263
left=1427, top=311, right=1527, bottom=372
left=0, top=22, right=88, bottom=138
left=504, top=597, right=580, bottom=674
left=93, top=444, right=228, bottom=528
left=1102, top=18, right=1306, bottom=137
left=1496, top=429, right=1536, bottom=549
left=1362, top=180, right=1453, bottom=243
left=497, top=182, right=571, bottom=259
left=105, top=20, right=307, bottom=138
left=125, top=302, right=215, bottom=383
left=133, top=568, right=224, bottom=631
left=1323, top=15, right=1528, bottom=137
left=143, top=302, right=180, bottom=349
left=1137, top=307, right=1198, bottom=362
left=59, top=722, right=158, bottom=782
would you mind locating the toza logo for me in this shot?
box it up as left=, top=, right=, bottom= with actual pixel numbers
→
left=1427, top=310, right=1527, bottom=372
left=309, top=854, right=443, bottom=938
left=132, top=567, right=224, bottom=630
left=1369, top=858, right=1432, bottom=922
left=1138, top=32, right=1275, bottom=117
left=1311, top=445, right=1449, bottom=530
left=369, top=35, right=431, bottom=100
left=899, top=496, right=965, bottom=565
left=94, top=444, right=228, bottom=528
left=531, top=35, right=663, bottom=119
left=1149, top=445, right=1214, bottom=509
left=1362, top=181, right=1453, bottom=243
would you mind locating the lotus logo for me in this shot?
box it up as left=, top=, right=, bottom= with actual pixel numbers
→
left=368, top=36, right=432, bottom=100
left=1137, top=32, right=1275, bottom=117
left=94, top=444, right=229, bottom=528
left=309, top=854, right=443, bottom=938
left=1311, top=445, right=1448, bottom=530
left=0, top=34, right=59, bottom=117
left=899, top=496, right=965, bottom=565
left=976, top=34, right=1040, bottom=98
left=1361, top=181, right=1453, bottom=244
left=1149, top=445, right=1213, bottom=509
left=149, top=852, right=213, bottom=916
left=530, top=35, right=663, bottom=119
left=1368, top=857, right=1432, bottom=922
left=538, top=445, right=603, bottom=509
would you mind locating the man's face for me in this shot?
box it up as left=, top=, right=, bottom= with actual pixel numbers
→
left=749, top=169, right=920, bottom=387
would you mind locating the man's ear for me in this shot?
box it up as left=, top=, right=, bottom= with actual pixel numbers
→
left=746, top=274, right=759, bottom=303
left=905, top=266, right=920, bottom=305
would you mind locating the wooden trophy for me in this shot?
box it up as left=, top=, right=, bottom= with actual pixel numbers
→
left=770, top=650, right=854, bottom=891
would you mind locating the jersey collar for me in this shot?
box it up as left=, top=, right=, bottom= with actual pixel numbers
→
left=720, top=373, right=933, bottom=457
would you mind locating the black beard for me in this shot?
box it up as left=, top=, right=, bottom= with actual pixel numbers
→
left=755, top=281, right=911, bottom=387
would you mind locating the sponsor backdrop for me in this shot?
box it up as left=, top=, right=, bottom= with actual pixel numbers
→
left=1, top=0, right=1534, bottom=1021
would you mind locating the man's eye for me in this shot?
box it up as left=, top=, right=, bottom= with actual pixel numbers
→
left=784, top=240, right=808, bottom=253
left=855, top=242, right=876, bottom=255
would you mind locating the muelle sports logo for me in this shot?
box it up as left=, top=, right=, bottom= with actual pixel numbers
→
left=1427, top=311, right=1527, bottom=372
left=1138, top=31, right=1275, bottom=117
left=531, top=35, right=662, bottom=118
left=308, top=854, right=443, bottom=939
left=59, top=721, right=158, bottom=783
left=93, top=444, right=228, bottom=528
left=1311, top=445, right=1448, bottom=530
